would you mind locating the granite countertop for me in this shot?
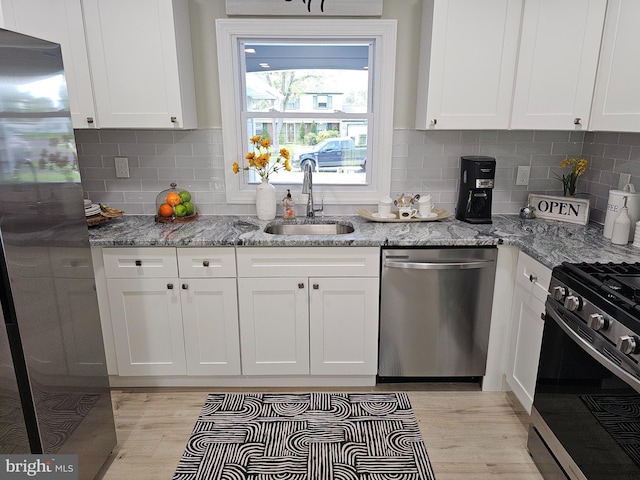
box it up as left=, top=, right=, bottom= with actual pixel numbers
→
left=87, top=214, right=640, bottom=270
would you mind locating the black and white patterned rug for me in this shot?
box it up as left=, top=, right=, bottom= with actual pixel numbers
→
left=173, top=392, right=435, bottom=479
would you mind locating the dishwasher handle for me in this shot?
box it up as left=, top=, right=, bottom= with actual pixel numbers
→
left=384, top=259, right=495, bottom=270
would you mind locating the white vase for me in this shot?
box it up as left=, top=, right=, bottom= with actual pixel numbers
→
left=255, top=178, right=276, bottom=220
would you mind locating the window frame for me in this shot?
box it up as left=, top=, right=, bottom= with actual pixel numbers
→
left=216, top=19, right=397, bottom=206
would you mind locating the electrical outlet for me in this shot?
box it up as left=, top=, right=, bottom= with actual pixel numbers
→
left=115, top=157, right=129, bottom=178
left=619, top=172, right=632, bottom=190
left=516, top=166, right=531, bottom=186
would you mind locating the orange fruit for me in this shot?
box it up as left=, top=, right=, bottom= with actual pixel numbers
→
left=158, top=203, right=173, bottom=217
left=166, top=192, right=181, bottom=206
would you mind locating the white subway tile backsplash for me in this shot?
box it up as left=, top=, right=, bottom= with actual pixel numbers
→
left=74, top=126, right=640, bottom=222
left=603, top=144, right=631, bottom=160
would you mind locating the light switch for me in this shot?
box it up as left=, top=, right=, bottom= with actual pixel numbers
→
left=115, top=157, right=130, bottom=178
left=619, top=173, right=632, bottom=190
left=516, top=166, right=530, bottom=186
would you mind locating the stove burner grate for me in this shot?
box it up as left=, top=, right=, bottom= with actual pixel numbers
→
left=562, top=262, right=640, bottom=316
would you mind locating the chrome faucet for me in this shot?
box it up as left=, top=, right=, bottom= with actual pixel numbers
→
left=302, top=162, right=323, bottom=217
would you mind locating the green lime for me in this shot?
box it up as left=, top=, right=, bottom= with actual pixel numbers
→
left=178, top=190, right=191, bottom=203
left=183, top=201, right=195, bottom=216
left=174, top=204, right=187, bottom=217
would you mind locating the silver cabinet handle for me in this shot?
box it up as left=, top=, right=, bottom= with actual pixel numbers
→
left=384, top=259, right=494, bottom=270
left=529, top=274, right=538, bottom=283
left=171, top=116, right=177, bottom=123
left=167, top=283, right=174, bottom=289
left=86, top=117, right=94, bottom=124
left=313, top=284, right=319, bottom=290
left=574, top=117, right=581, bottom=125
left=431, top=118, right=437, bottom=125
left=135, top=260, right=142, bottom=267
left=203, top=260, right=210, bottom=267
left=298, top=283, right=304, bottom=289
left=182, top=284, right=188, bottom=290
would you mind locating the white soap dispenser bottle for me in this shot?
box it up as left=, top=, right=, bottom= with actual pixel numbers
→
left=611, top=196, right=631, bottom=245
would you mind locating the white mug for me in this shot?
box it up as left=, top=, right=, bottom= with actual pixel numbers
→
left=398, top=207, right=418, bottom=219
left=419, top=202, right=434, bottom=217
left=378, top=203, right=392, bottom=217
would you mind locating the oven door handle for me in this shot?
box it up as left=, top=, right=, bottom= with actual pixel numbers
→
left=546, top=302, right=640, bottom=393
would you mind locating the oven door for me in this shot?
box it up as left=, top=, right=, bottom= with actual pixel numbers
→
left=529, top=298, right=640, bottom=480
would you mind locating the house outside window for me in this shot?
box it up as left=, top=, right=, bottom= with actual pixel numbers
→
left=216, top=19, right=397, bottom=206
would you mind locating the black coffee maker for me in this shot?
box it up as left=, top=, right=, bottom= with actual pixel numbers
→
left=455, top=156, right=496, bottom=224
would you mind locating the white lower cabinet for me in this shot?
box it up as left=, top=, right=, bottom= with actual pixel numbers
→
left=101, top=247, right=240, bottom=376
left=505, top=252, right=551, bottom=413
left=237, top=277, right=310, bottom=376
left=309, top=277, right=379, bottom=376
left=236, top=247, right=380, bottom=377
left=180, top=278, right=241, bottom=375
left=107, top=277, right=186, bottom=376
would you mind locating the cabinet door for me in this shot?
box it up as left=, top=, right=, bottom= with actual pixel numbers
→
left=511, top=0, right=606, bottom=130
left=81, top=0, right=196, bottom=128
left=107, top=277, right=186, bottom=376
left=237, top=277, right=309, bottom=375
left=180, top=278, right=241, bottom=375
left=0, top=0, right=97, bottom=128
left=416, top=0, right=522, bottom=129
left=506, top=283, right=545, bottom=414
left=591, top=0, right=640, bottom=132
left=309, top=277, right=379, bottom=375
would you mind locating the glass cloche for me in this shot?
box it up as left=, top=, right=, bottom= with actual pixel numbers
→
left=154, top=182, right=198, bottom=223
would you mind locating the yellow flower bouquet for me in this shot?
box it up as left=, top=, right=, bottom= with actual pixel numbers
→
left=555, top=158, right=588, bottom=196
left=232, top=135, right=291, bottom=181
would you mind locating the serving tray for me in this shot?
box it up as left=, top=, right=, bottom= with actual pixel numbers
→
left=358, top=208, right=450, bottom=223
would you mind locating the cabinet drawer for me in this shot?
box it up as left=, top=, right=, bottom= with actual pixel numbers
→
left=236, top=247, right=379, bottom=278
left=103, top=247, right=178, bottom=278
left=177, top=248, right=236, bottom=278
left=515, top=252, right=551, bottom=303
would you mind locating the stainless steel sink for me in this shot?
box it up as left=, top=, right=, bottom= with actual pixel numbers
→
left=264, top=222, right=354, bottom=235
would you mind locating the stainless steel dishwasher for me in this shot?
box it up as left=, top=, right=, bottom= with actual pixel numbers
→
left=378, top=247, right=498, bottom=379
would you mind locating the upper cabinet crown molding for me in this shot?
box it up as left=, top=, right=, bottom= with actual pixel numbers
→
left=1, top=0, right=197, bottom=129
left=511, top=0, right=606, bottom=131
left=416, top=0, right=523, bottom=130
left=590, top=0, right=640, bottom=132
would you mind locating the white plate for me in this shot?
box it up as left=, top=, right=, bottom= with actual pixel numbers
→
left=371, top=212, right=396, bottom=219
left=416, top=212, right=438, bottom=219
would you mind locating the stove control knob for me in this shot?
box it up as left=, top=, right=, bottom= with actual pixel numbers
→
left=564, top=295, right=582, bottom=312
left=618, top=335, right=640, bottom=355
left=552, top=286, right=566, bottom=301
left=587, top=313, right=610, bottom=331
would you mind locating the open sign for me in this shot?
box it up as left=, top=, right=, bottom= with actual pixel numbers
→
left=528, top=194, right=590, bottom=225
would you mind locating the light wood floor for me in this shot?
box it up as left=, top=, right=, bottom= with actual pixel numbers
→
left=96, top=384, right=544, bottom=480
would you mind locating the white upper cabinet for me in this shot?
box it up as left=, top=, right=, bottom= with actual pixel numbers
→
left=591, top=0, right=640, bottom=132
left=2, top=0, right=196, bottom=129
left=416, top=0, right=523, bottom=130
left=511, top=0, right=606, bottom=130
left=0, top=0, right=97, bottom=128
left=82, top=0, right=197, bottom=129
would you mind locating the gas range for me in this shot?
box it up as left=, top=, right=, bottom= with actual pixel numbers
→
left=549, top=262, right=640, bottom=366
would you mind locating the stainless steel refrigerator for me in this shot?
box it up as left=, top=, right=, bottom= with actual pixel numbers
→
left=0, top=28, right=116, bottom=478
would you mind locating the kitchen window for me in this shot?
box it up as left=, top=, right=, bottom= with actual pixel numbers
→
left=216, top=19, right=397, bottom=205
